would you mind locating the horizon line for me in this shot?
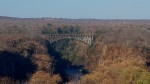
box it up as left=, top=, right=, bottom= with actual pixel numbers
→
left=1, top=16, right=150, bottom=20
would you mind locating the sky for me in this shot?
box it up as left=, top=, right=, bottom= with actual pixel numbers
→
left=0, top=0, right=150, bottom=19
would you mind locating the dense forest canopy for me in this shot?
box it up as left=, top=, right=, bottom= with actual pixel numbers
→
left=0, top=17, right=150, bottom=84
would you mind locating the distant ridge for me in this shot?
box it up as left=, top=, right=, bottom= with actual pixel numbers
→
left=0, top=16, right=19, bottom=19
left=0, top=16, right=150, bottom=21
left=0, top=16, right=150, bottom=26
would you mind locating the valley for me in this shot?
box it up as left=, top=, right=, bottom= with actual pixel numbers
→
left=0, top=17, right=150, bottom=84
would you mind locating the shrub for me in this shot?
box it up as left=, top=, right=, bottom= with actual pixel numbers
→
left=29, top=71, right=61, bottom=84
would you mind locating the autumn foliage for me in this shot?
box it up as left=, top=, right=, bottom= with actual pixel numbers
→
left=0, top=17, right=150, bottom=83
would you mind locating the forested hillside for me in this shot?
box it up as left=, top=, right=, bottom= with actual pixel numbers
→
left=0, top=16, right=150, bottom=84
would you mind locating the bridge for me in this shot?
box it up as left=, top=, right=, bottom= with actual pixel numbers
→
left=42, top=34, right=95, bottom=45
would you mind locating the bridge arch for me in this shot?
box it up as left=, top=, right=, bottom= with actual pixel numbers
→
left=42, top=34, right=94, bottom=45
left=49, top=37, right=89, bottom=45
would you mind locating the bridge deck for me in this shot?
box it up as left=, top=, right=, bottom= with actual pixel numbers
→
left=41, top=34, right=96, bottom=45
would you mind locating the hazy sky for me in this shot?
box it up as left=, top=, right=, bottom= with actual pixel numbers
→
left=0, top=0, right=150, bottom=19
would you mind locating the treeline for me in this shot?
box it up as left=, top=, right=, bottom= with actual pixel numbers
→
left=41, top=23, right=81, bottom=34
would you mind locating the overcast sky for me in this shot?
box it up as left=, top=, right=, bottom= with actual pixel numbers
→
left=0, top=0, right=150, bottom=19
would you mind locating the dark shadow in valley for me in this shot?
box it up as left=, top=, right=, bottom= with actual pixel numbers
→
left=45, top=40, right=88, bottom=83
left=0, top=51, right=36, bottom=81
left=143, top=46, right=150, bottom=67
left=147, top=62, right=150, bottom=66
